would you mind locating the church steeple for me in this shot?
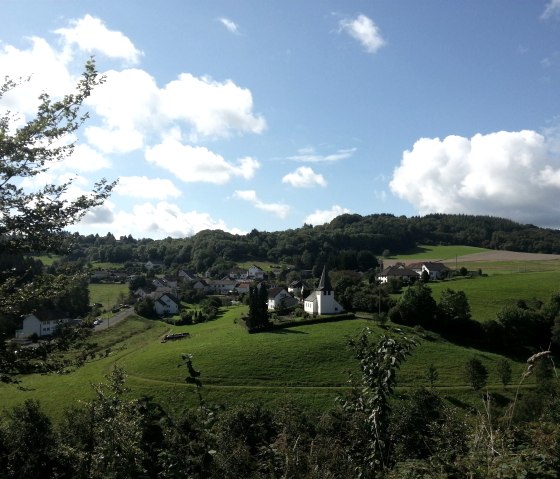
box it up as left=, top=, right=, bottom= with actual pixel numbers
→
left=317, top=266, right=332, bottom=292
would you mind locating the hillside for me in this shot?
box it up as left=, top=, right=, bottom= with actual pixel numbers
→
left=63, top=213, right=560, bottom=275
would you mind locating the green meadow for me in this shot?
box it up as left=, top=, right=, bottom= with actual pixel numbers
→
left=429, top=271, right=560, bottom=322
left=0, top=305, right=532, bottom=421
left=89, top=283, right=129, bottom=310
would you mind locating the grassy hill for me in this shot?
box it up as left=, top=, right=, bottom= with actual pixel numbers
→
left=0, top=306, right=533, bottom=421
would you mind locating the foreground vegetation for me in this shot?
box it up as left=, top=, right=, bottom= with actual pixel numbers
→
left=1, top=329, right=558, bottom=478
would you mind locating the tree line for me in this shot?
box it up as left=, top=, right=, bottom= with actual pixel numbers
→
left=56, top=212, right=560, bottom=277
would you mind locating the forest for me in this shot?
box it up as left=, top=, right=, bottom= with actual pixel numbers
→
left=58, top=212, right=560, bottom=275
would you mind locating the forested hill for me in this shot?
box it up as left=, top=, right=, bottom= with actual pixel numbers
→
left=69, top=213, right=560, bottom=271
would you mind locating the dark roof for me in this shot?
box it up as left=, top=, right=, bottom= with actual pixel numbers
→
left=422, top=262, right=450, bottom=271
left=29, top=310, right=68, bottom=322
left=268, top=287, right=287, bottom=299
left=377, top=265, right=419, bottom=277
left=317, top=266, right=333, bottom=291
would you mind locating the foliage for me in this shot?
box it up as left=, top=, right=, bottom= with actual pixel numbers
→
left=0, top=399, right=57, bottom=478
left=426, top=363, right=439, bottom=389
left=464, top=357, right=489, bottom=391
left=0, top=60, right=114, bottom=254
left=0, top=61, right=115, bottom=377
left=57, top=368, right=145, bottom=478
left=496, top=358, right=513, bottom=389
left=134, top=296, right=157, bottom=319
left=246, top=283, right=270, bottom=331
left=393, top=282, right=438, bottom=329
left=340, top=328, right=416, bottom=477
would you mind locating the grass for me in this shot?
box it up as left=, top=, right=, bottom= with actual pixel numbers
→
left=89, top=283, right=129, bottom=311
left=0, top=306, right=532, bottom=420
left=429, top=271, right=560, bottom=322
left=29, top=254, right=62, bottom=266
left=390, top=245, right=491, bottom=261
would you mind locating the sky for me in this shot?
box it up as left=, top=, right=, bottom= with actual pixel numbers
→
left=2, top=1, right=560, bottom=239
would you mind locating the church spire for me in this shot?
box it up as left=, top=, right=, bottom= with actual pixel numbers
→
left=318, top=266, right=333, bottom=291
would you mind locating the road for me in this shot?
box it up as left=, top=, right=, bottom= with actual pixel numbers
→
left=94, top=307, right=134, bottom=332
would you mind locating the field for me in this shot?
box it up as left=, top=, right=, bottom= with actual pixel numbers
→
left=89, top=283, right=129, bottom=311
left=0, top=306, right=533, bottom=420
left=3, top=245, right=558, bottom=420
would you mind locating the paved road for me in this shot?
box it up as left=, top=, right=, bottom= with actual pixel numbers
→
left=94, top=307, right=134, bottom=332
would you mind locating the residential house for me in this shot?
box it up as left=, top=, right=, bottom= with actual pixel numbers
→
left=422, top=262, right=450, bottom=280
left=15, top=311, right=69, bottom=339
left=145, top=260, right=164, bottom=271
left=376, top=264, right=420, bottom=284
left=191, top=279, right=210, bottom=293
left=207, top=279, right=239, bottom=295
left=163, top=276, right=179, bottom=289
left=227, top=267, right=247, bottom=280
left=304, top=267, right=344, bottom=315
left=247, top=265, right=265, bottom=280
left=267, top=288, right=299, bottom=311
left=152, top=292, right=180, bottom=316
left=178, top=269, right=199, bottom=282
left=234, top=281, right=251, bottom=294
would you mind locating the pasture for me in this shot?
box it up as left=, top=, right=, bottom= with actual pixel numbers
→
left=89, top=282, right=129, bottom=311
left=0, top=305, right=532, bottom=421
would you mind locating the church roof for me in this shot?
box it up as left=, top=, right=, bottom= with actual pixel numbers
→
left=317, top=266, right=333, bottom=291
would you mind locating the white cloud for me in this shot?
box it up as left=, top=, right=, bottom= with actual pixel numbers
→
left=160, top=73, right=266, bottom=141
left=287, top=147, right=356, bottom=163
left=115, top=176, right=182, bottom=199
left=390, top=130, right=560, bottom=227
left=542, top=0, right=560, bottom=19
left=233, top=190, right=290, bottom=218
left=80, top=201, right=244, bottom=238
left=85, top=69, right=266, bottom=152
left=218, top=17, right=240, bottom=34
left=282, top=166, right=327, bottom=187
left=304, top=205, right=351, bottom=226
left=55, top=14, right=143, bottom=64
left=340, top=14, right=385, bottom=53
left=145, top=138, right=260, bottom=184
left=59, top=144, right=111, bottom=172
left=84, top=68, right=160, bottom=153
left=0, top=37, right=74, bottom=118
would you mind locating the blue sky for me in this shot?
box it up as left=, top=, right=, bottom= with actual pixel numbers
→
left=2, top=1, right=560, bottom=239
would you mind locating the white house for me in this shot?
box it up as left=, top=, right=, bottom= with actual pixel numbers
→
left=145, top=260, right=164, bottom=271
left=304, top=267, right=344, bottom=315
left=234, top=281, right=251, bottom=294
left=178, top=269, right=199, bottom=282
left=267, top=287, right=298, bottom=311
left=247, top=265, right=265, bottom=280
left=15, top=311, right=69, bottom=339
left=153, top=293, right=180, bottom=316
left=376, top=264, right=419, bottom=284
left=421, top=262, right=450, bottom=280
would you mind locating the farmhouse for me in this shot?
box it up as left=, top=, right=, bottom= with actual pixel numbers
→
left=421, top=261, right=450, bottom=280
left=15, top=311, right=70, bottom=339
left=376, top=264, right=419, bottom=284
left=304, top=267, right=344, bottom=315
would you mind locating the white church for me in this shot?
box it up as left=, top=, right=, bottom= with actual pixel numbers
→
left=304, top=266, right=344, bottom=315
